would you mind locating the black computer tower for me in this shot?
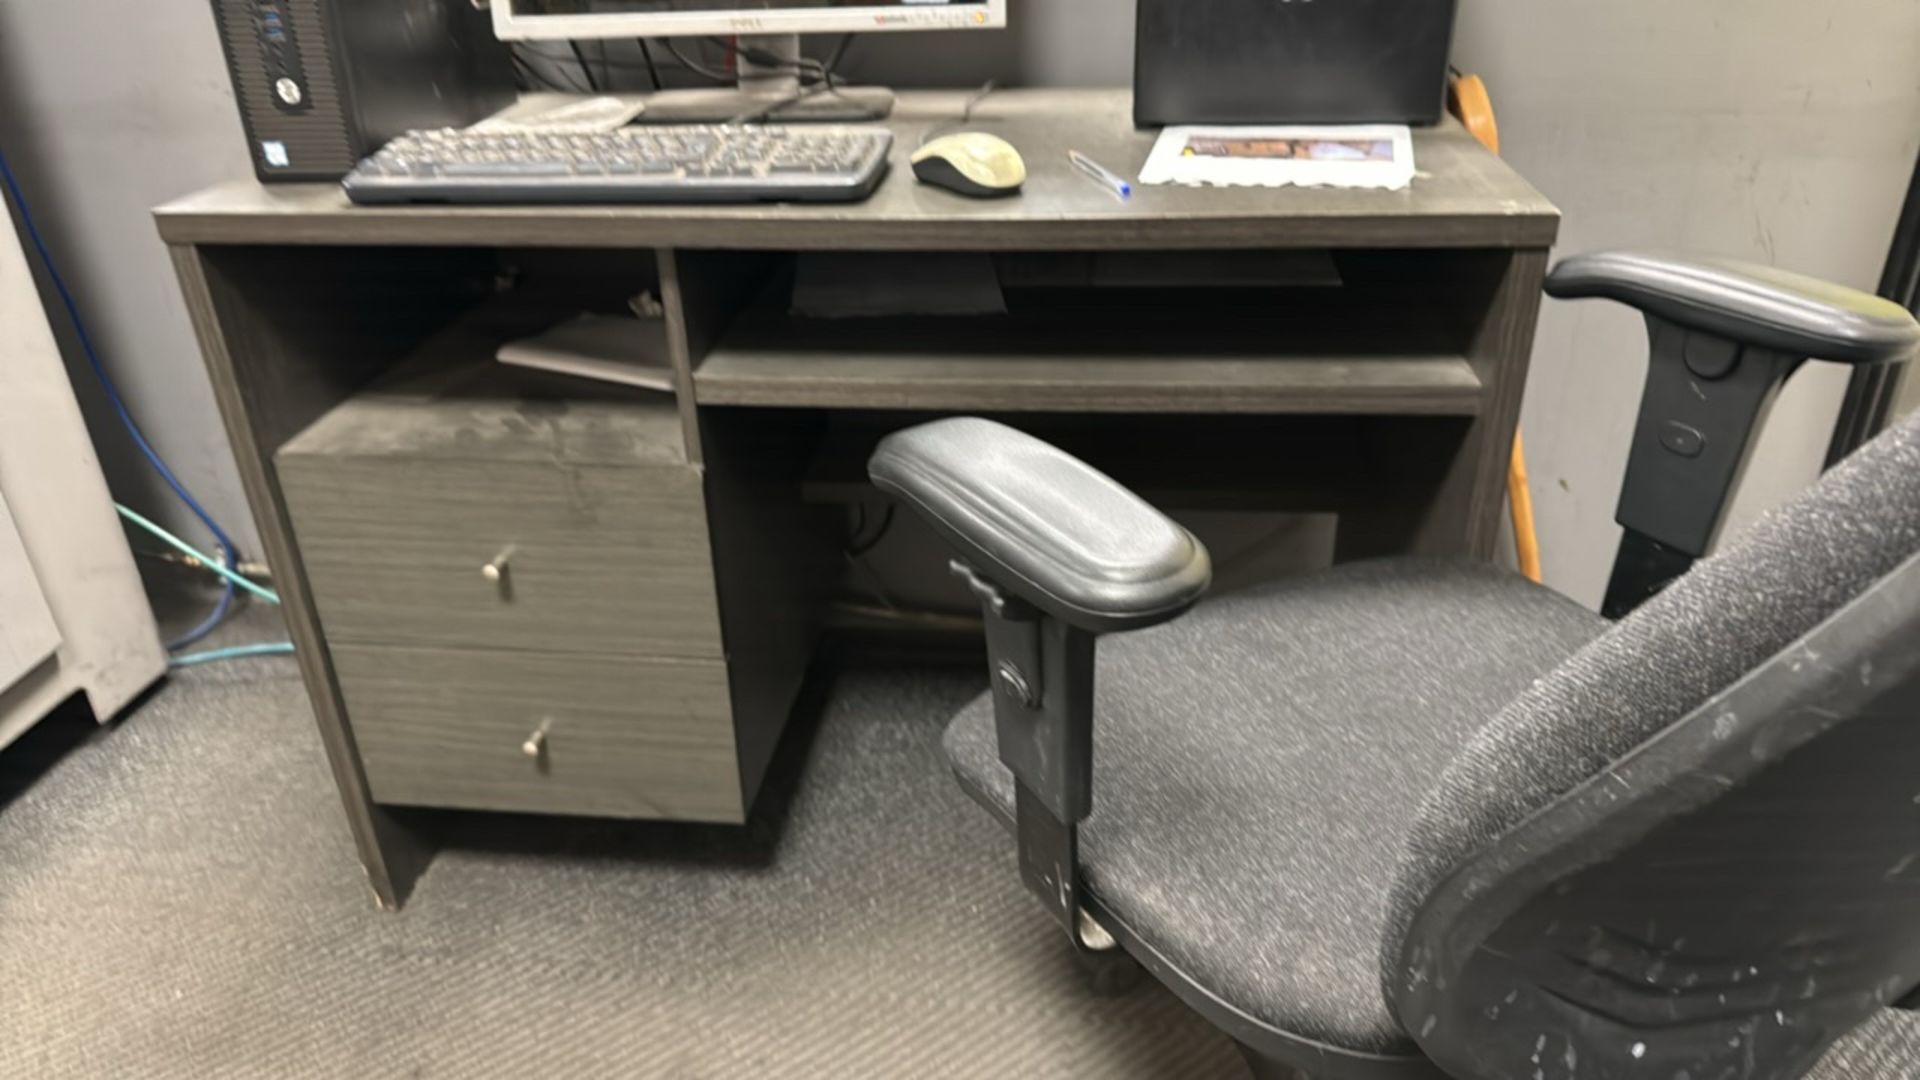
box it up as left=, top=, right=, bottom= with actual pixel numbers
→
left=209, top=0, right=516, bottom=182
left=1134, top=0, right=1458, bottom=128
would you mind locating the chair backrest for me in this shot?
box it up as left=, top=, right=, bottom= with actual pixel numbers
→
left=1384, top=408, right=1920, bottom=1080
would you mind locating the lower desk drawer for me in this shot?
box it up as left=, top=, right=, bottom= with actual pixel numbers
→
left=335, top=643, right=743, bottom=822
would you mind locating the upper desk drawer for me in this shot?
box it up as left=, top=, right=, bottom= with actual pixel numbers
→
left=276, top=343, right=721, bottom=659
left=279, top=455, right=720, bottom=657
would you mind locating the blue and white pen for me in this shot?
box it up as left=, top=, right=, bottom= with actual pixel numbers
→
left=1067, top=149, right=1133, bottom=202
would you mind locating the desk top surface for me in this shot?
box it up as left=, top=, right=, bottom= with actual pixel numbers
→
left=155, top=88, right=1558, bottom=251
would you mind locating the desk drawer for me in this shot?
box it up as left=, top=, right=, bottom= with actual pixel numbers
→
left=280, top=455, right=723, bottom=659
left=336, top=643, right=742, bottom=821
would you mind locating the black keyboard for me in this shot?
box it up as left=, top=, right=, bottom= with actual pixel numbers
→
left=343, top=125, right=894, bottom=205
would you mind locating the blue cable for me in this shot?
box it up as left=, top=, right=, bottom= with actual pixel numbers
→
left=0, top=140, right=238, bottom=649
left=170, top=643, right=296, bottom=669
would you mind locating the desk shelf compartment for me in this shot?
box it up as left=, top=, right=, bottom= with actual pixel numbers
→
left=689, top=249, right=1515, bottom=416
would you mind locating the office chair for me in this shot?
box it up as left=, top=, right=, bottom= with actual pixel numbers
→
left=868, top=252, right=1920, bottom=1080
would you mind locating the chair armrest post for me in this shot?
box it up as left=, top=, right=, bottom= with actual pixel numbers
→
left=871, top=418, right=1210, bottom=955
left=952, top=558, right=1109, bottom=952
left=1602, top=318, right=1804, bottom=616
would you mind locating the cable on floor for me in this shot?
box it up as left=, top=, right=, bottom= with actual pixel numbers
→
left=169, top=643, right=296, bottom=668
left=113, top=504, right=294, bottom=669
left=0, top=139, right=243, bottom=649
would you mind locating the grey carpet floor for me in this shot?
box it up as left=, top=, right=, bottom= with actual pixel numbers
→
left=0, top=616, right=1244, bottom=1078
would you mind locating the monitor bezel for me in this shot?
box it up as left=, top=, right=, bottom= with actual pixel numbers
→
left=492, top=0, right=1006, bottom=41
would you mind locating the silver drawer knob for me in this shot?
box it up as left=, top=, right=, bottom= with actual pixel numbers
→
left=482, top=545, right=516, bottom=583
left=522, top=718, right=552, bottom=759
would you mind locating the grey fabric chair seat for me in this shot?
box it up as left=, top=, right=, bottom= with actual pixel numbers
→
left=891, top=255, right=1920, bottom=1078
left=943, top=558, right=1608, bottom=1059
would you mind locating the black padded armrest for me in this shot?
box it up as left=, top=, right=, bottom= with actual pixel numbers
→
left=869, top=418, right=1211, bottom=633
left=1546, top=251, right=1920, bottom=364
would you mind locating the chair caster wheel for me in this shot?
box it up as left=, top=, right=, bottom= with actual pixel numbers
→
left=1236, top=1041, right=1314, bottom=1080
left=1073, top=947, right=1145, bottom=997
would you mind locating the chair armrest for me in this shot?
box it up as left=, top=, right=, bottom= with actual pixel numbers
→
left=1545, top=251, right=1920, bottom=364
left=869, top=418, right=1211, bottom=633
left=1547, top=250, right=1919, bottom=615
left=872, top=418, right=1211, bottom=951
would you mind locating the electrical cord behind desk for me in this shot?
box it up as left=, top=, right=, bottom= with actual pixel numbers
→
left=637, top=39, right=663, bottom=91
left=510, top=36, right=876, bottom=121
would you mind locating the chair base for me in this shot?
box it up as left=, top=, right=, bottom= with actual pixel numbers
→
left=1238, top=1041, right=1315, bottom=1080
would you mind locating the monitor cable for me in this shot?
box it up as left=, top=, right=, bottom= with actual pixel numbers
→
left=636, top=38, right=664, bottom=91
left=567, top=40, right=602, bottom=92
left=661, top=37, right=739, bottom=84
left=717, top=35, right=889, bottom=124
left=511, top=45, right=591, bottom=93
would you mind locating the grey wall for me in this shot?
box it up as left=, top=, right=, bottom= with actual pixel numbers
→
left=1452, top=0, right=1920, bottom=606
left=2, top=0, right=1916, bottom=607
left=0, top=0, right=262, bottom=556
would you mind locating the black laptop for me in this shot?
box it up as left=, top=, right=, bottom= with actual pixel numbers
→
left=1133, top=0, right=1459, bottom=128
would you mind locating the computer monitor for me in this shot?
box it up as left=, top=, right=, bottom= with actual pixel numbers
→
left=492, top=1, right=1007, bottom=122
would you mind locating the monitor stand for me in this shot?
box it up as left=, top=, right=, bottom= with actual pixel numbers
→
left=639, top=34, right=895, bottom=124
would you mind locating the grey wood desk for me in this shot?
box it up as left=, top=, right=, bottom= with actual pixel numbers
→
left=156, top=88, right=1559, bottom=909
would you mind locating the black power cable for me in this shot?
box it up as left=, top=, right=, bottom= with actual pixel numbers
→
left=661, top=37, right=737, bottom=84
left=567, top=40, right=601, bottom=93
left=636, top=38, right=663, bottom=91
left=825, top=33, right=855, bottom=74
left=710, top=34, right=888, bottom=125
left=519, top=45, right=660, bottom=78
left=712, top=35, right=833, bottom=82
left=526, top=34, right=876, bottom=122
left=512, top=45, right=589, bottom=93
left=847, top=503, right=896, bottom=558
left=510, top=55, right=542, bottom=92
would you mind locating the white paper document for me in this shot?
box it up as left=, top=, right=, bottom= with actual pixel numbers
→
left=496, top=314, right=674, bottom=392
left=1139, top=125, right=1417, bottom=191
left=470, top=96, right=648, bottom=135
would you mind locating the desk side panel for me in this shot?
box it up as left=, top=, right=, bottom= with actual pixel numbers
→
left=167, top=243, right=493, bottom=909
